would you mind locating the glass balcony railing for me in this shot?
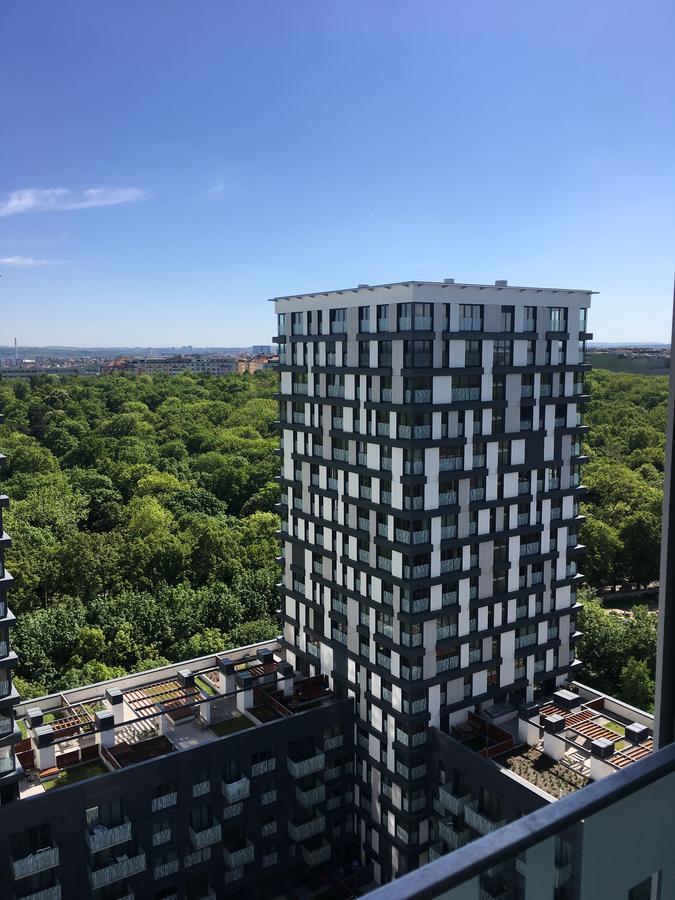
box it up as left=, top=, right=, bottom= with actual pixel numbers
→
left=296, top=783, right=326, bottom=807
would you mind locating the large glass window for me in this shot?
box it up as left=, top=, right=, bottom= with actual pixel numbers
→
left=459, top=304, right=483, bottom=331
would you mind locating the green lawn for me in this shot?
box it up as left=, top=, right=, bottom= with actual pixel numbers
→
left=17, top=718, right=28, bottom=739
left=42, top=759, right=108, bottom=791
left=603, top=720, right=625, bottom=736
left=209, top=715, right=255, bottom=737
left=195, top=675, right=217, bottom=697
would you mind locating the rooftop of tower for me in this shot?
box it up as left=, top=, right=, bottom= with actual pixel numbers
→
left=269, top=279, right=596, bottom=302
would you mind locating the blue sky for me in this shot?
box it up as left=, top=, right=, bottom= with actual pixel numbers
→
left=1, top=0, right=673, bottom=346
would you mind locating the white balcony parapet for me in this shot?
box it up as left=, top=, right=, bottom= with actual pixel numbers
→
left=90, top=852, right=146, bottom=889
left=86, top=819, right=132, bottom=852
left=12, top=846, right=60, bottom=880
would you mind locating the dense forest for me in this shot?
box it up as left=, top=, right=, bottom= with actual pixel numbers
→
left=0, top=371, right=280, bottom=697
left=0, top=368, right=667, bottom=706
left=581, top=370, right=667, bottom=590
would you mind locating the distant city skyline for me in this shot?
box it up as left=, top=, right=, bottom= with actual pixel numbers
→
left=2, top=1, right=674, bottom=344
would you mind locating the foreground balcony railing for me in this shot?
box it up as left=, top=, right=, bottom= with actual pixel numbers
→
left=89, top=852, right=146, bottom=889
left=12, top=846, right=60, bottom=880
left=366, top=742, right=675, bottom=900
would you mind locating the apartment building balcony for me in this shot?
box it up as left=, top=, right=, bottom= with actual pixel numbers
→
left=223, top=839, right=254, bottom=869
left=86, top=818, right=133, bottom=852
left=301, top=837, right=331, bottom=867
left=222, top=775, right=250, bottom=803
left=89, top=852, right=146, bottom=889
left=154, top=859, right=180, bottom=880
left=17, top=884, right=62, bottom=900
left=438, top=785, right=471, bottom=816
left=287, top=750, right=325, bottom=778
left=296, top=782, right=326, bottom=807
left=288, top=814, right=326, bottom=842
left=439, top=819, right=470, bottom=850
left=324, top=733, right=343, bottom=751
left=464, top=800, right=506, bottom=835
left=437, top=656, right=460, bottom=673
left=12, top=846, right=60, bottom=880
left=515, top=633, right=537, bottom=650
left=401, top=663, right=422, bottom=680
left=151, top=791, right=177, bottom=812
left=189, top=821, right=222, bottom=850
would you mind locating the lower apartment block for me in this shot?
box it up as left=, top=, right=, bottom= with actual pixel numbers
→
left=0, top=638, right=655, bottom=900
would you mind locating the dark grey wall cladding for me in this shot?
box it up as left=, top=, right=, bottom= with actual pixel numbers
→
left=0, top=698, right=355, bottom=899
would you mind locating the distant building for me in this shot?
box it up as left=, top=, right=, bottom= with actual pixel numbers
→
left=236, top=355, right=278, bottom=374
left=252, top=345, right=275, bottom=355
left=126, top=356, right=238, bottom=376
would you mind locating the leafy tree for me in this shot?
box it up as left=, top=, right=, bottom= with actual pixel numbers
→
left=618, top=659, right=655, bottom=711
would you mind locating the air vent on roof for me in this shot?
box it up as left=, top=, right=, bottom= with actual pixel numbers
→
left=443, top=278, right=455, bottom=284
left=495, top=279, right=508, bottom=287
left=357, top=283, right=370, bottom=289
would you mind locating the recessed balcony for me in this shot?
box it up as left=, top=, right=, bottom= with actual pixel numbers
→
left=301, top=837, right=331, bottom=867
left=86, top=818, right=132, bottom=852
left=223, top=839, right=254, bottom=868
left=288, top=814, right=326, bottom=842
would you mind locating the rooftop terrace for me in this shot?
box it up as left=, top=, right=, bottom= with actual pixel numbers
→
left=13, top=638, right=339, bottom=798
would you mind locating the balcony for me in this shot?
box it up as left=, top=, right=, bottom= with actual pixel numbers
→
left=189, top=821, right=222, bottom=849
left=152, top=828, right=171, bottom=846
left=288, top=815, right=326, bottom=842
left=296, top=783, right=326, bottom=807
left=192, top=780, right=210, bottom=798
left=287, top=751, right=325, bottom=779
left=302, top=837, right=332, bottom=867
left=439, top=819, right=470, bottom=850
left=223, top=775, right=250, bottom=803
left=441, top=557, right=462, bottom=574
left=12, top=846, right=60, bottom=880
left=464, top=800, right=506, bottom=835
left=151, top=792, right=177, bottom=812
left=438, top=786, right=471, bottom=817
left=437, top=656, right=459, bottom=673
left=324, top=734, right=343, bottom=751
left=86, top=819, right=133, bottom=852
left=90, top=852, right=146, bottom=889
left=222, top=802, right=243, bottom=820
left=452, top=388, right=481, bottom=401
left=154, top=859, right=180, bottom=879
left=223, top=840, right=254, bottom=868
left=19, top=885, right=62, bottom=900
left=515, top=632, right=537, bottom=649
left=401, top=664, right=422, bottom=680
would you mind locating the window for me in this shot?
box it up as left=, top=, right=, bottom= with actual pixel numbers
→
left=377, top=304, right=389, bottom=332
left=291, top=311, right=304, bottom=335
left=277, top=312, right=287, bottom=336
left=493, top=340, right=513, bottom=366
left=358, top=340, right=370, bottom=367
left=359, top=305, right=370, bottom=332
left=465, top=339, right=482, bottom=366
left=548, top=307, right=567, bottom=332
left=579, top=307, right=588, bottom=333
left=500, top=305, right=514, bottom=331
left=378, top=340, right=392, bottom=367
left=524, top=306, right=536, bottom=331
left=459, top=304, right=483, bottom=331
left=330, top=308, right=347, bottom=334
left=403, top=340, right=433, bottom=368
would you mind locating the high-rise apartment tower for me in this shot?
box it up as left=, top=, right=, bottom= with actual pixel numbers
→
left=274, top=279, right=592, bottom=881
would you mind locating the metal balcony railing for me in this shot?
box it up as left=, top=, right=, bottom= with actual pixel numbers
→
left=464, top=800, right=506, bottom=835
left=189, top=821, right=222, bottom=849
left=296, top=783, right=326, bottom=807
left=223, top=842, right=254, bottom=868
left=288, top=815, right=326, bottom=842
